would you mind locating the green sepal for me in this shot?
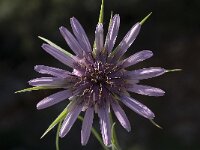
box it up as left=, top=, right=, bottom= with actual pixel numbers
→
left=140, top=12, right=152, bottom=25
left=15, top=86, right=56, bottom=93
left=149, top=119, right=163, bottom=129
left=111, top=122, right=121, bottom=150
left=41, top=107, right=68, bottom=139
left=166, top=69, right=182, bottom=73
left=38, top=36, right=73, bottom=57
left=98, top=0, right=104, bottom=24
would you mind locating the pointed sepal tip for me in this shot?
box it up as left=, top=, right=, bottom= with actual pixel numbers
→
left=140, top=12, right=152, bottom=25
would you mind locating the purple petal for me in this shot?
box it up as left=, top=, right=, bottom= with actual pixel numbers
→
left=127, top=84, right=165, bottom=97
left=81, top=107, right=94, bottom=145
left=122, top=50, right=153, bottom=68
left=34, top=65, right=71, bottom=78
left=59, top=26, right=83, bottom=56
left=37, top=90, right=72, bottom=109
left=98, top=104, right=111, bottom=146
left=111, top=100, right=131, bottom=132
left=70, top=17, right=92, bottom=52
left=120, top=95, right=155, bottom=119
left=42, top=44, right=75, bottom=67
left=126, top=67, right=166, bottom=80
left=60, top=102, right=83, bottom=138
left=112, top=23, right=141, bottom=59
left=95, top=23, right=104, bottom=56
left=28, top=77, right=66, bottom=87
left=104, top=14, right=120, bottom=54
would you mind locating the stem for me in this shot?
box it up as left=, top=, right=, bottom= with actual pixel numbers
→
left=56, top=121, right=62, bottom=150
left=78, top=116, right=109, bottom=150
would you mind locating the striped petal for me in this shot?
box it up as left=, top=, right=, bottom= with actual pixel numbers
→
left=95, top=23, right=104, bottom=56
left=59, top=26, right=83, bottom=56
left=34, top=65, right=71, bottom=78
left=112, top=22, right=141, bottom=59
left=98, top=104, right=111, bottom=146
left=104, top=14, right=120, bottom=54
left=70, top=17, right=92, bottom=52
left=81, top=107, right=94, bottom=145
left=60, top=102, right=83, bottom=137
left=42, top=44, right=75, bottom=67
left=37, top=90, right=72, bottom=109
left=111, top=100, right=131, bottom=132
left=120, top=95, right=155, bottom=119
left=128, top=84, right=165, bottom=96
left=122, top=50, right=153, bottom=68
left=126, top=67, right=166, bottom=80
left=28, top=77, right=66, bottom=87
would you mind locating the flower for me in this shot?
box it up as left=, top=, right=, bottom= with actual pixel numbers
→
left=28, top=14, right=166, bottom=146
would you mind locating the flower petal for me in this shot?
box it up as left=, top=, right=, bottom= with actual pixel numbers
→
left=126, top=67, right=166, bottom=80
left=111, top=100, right=131, bottom=132
left=42, top=44, right=75, bottom=67
left=94, top=23, right=104, bottom=56
left=37, top=90, right=72, bottom=109
left=59, top=26, right=84, bottom=56
left=122, top=50, right=153, bottom=68
left=28, top=77, right=66, bottom=87
left=70, top=17, right=92, bottom=52
left=112, top=22, right=141, bottom=59
left=34, top=65, right=71, bottom=78
left=60, top=102, right=83, bottom=138
left=120, top=95, right=155, bottom=119
left=104, top=14, right=120, bottom=54
left=128, top=84, right=165, bottom=97
left=81, top=107, right=94, bottom=145
left=98, top=103, right=111, bottom=146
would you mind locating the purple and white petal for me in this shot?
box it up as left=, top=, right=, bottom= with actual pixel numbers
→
left=42, top=44, right=75, bottom=67
left=28, top=77, right=66, bottom=87
left=81, top=107, right=94, bottom=145
left=70, top=17, right=92, bottom=52
left=34, top=65, right=71, bottom=78
left=113, top=22, right=141, bottom=59
left=95, top=23, right=104, bottom=56
left=127, top=84, right=165, bottom=97
left=37, top=90, right=72, bottom=109
left=122, top=50, right=153, bottom=68
left=111, top=100, right=131, bottom=132
left=60, top=102, right=83, bottom=138
left=59, top=26, right=84, bottom=56
left=120, top=95, right=155, bottom=119
left=126, top=67, right=166, bottom=80
left=98, top=104, right=111, bottom=146
left=104, top=14, right=120, bottom=54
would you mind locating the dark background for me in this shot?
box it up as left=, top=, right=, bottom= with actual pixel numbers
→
left=0, top=0, right=199, bottom=150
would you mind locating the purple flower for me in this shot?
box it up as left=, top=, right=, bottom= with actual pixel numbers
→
left=30, top=15, right=166, bottom=146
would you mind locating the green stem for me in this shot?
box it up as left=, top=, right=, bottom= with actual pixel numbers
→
left=78, top=116, right=109, bottom=150
left=56, top=121, right=62, bottom=150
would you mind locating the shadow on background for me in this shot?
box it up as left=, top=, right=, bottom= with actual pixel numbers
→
left=0, top=0, right=199, bottom=149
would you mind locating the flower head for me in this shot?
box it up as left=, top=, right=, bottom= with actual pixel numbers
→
left=26, top=14, right=167, bottom=146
